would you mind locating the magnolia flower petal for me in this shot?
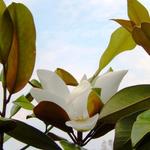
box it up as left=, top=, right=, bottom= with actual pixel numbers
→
left=65, top=114, right=99, bottom=131
left=67, top=80, right=91, bottom=120
left=30, top=88, right=67, bottom=110
left=37, top=69, right=69, bottom=98
left=94, top=70, right=127, bottom=103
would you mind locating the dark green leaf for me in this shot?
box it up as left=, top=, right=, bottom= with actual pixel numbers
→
left=6, top=3, right=36, bottom=93
left=127, top=0, right=150, bottom=26
left=131, top=109, right=150, bottom=148
left=0, top=117, right=16, bottom=132
left=55, top=68, right=78, bottom=86
left=99, top=85, right=150, bottom=124
left=114, top=111, right=142, bottom=150
left=0, top=8, right=13, bottom=64
left=6, top=119, right=61, bottom=150
left=13, top=95, right=34, bottom=110
left=99, top=27, right=136, bottom=71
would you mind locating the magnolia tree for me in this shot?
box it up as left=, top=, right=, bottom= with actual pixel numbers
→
left=0, top=0, right=150, bottom=150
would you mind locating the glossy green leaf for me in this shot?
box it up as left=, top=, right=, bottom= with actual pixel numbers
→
left=99, top=27, right=136, bottom=71
left=6, top=3, right=36, bottom=93
left=112, top=19, right=135, bottom=32
left=127, top=0, right=150, bottom=26
left=99, top=85, right=150, bottom=124
left=131, top=109, right=150, bottom=148
left=60, top=140, right=85, bottom=150
left=132, top=22, right=150, bottom=55
left=13, top=95, right=34, bottom=110
left=0, top=0, right=6, bottom=16
left=55, top=68, right=78, bottom=86
left=6, top=119, right=61, bottom=150
left=34, top=101, right=72, bottom=133
left=114, top=112, right=142, bottom=150
left=0, top=8, right=13, bottom=64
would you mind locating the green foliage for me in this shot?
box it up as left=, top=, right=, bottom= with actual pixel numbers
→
left=99, top=85, right=150, bottom=124
left=127, top=0, right=150, bottom=26
left=6, top=119, right=61, bottom=150
left=99, top=27, right=136, bottom=71
left=114, top=112, right=142, bottom=150
left=10, top=93, right=34, bottom=118
left=13, top=95, right=34, bottom=110
left=0, top=9, right=13, bottom=64
left=131, top=110, right=150, bottom=148
left=6, top=3, right=36, bottom=93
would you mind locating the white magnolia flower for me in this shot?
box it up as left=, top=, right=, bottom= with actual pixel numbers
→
left=30, top=69, right=127, bottom=131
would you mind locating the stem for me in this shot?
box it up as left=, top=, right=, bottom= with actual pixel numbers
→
left=89, top=68, right=101, bottom=83
left=67, top=132, right=77, bottom=144
left=77, top=131, right=83, bottom=146
left=0, top=65, right=8, bottom=150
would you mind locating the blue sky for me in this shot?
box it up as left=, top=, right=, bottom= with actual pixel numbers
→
left=3, top=0, right=150, bottom=149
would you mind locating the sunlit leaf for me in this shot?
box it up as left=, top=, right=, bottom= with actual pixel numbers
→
left=10, top=93, right=34, bottom=118
left=127, top=0, right=150, bottom=26
left=99, top=85, right=150, bottom=124
left=114, top=111, right=142, bottom=150
left=131, top=109, right=150, bottom=148
left=55, top=68, right=78, bottom=86
left=0, top=9, right=13, bottom=64
left=60, top=140, right=85, bottom=150
left=99, top=27, right=136, bottom=71
left=34, top=101, right=72, bottom=132
left=0, top=0, right=6, bottom=16
left=13, top=95, right=34, bottom=110
left=6, top=3, right=36, bottom=93
left=132, top=22, right=150, bottom=55
left=112, top=19, right=135, bottom=32
left=6, top=119, right=61, bottom=150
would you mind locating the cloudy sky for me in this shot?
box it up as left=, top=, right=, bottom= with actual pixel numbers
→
left=3, top=0, right=150, bottom=149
